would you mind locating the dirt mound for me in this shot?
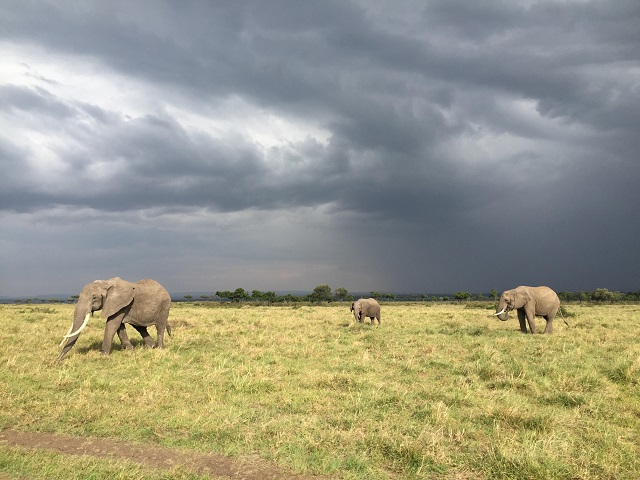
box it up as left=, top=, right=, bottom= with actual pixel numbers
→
left=0, top=430, right=323, bottom=479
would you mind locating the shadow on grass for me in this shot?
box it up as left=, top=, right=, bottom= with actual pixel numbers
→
left=75, top=338, right=153, bottom=355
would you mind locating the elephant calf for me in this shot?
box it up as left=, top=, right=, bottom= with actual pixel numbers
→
left=494, top=285, right=562, bottom=334
left=350, top=298, right=381, bottom=325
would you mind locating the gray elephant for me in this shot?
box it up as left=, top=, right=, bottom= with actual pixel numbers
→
left=57, top=277, right=171, bottom=361
left=350, top=298, right=381, bottom=325
left=494, top=286, right=562, bottom=334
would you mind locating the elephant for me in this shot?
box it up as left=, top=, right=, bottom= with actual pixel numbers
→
left=494, top=285, right=564, bottom=334
left=57, top=277, right=171, bottom=361
left=350, top=298, right=381, bottom=325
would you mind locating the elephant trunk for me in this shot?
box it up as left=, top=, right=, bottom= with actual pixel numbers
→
left=494, top=301, right=509, bottom=321
left=56, top=304, right=92, bottom=362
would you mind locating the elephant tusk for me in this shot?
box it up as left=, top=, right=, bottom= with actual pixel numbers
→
left=60, top=313, right=91, bottom=344
left=494, top=308, right=507, bottom=316
left=59, top=322, right=75, bottom=347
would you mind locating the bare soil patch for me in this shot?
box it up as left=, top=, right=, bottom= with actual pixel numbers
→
left=0, top=430, right=324, bottom=479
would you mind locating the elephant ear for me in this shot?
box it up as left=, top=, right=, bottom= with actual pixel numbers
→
left=101, top=279, right=134, bottom=319
left=514, top=289, right=531, bottom=308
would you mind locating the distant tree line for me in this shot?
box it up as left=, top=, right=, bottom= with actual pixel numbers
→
left=179, top=286, right=640, bottom=304
left=201, top=286, right=407, bottom=303
left=10, top=287, right=639, bottom=305
left=557, top=288, right=640, bottom=303
left=448, top=288, right=640, bottom=303
left=211, top=285, right=346, bottom=304
left=14, top=295, right=80, bottom=304
left=182, top=285, right=385, bottom=304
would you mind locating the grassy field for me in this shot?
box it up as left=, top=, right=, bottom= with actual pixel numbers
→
left=1, top=302, right=639, bottom=479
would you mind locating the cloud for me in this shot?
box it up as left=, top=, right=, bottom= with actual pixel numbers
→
left=1, top=0, right=639, bottom=296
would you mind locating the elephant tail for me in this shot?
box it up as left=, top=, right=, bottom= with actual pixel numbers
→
left=559, top=307, right=571, bottom=327
left=166, top=323, right=172, bottom=336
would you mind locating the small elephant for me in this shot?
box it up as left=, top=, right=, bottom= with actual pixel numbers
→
left=494, top=285, right=563, bottom=334
left=350, top=298, right=381, bottom=325
left=57, top=277, right=171, bottom=361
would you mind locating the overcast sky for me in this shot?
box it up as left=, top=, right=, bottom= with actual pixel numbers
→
left=1, top=1, right=639, bottom=297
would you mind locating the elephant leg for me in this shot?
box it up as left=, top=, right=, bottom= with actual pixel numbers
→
left=102, top=315, right=125, bottom=354
left=117, top=324, right=134, bottom=350
left=526, top=315, right=537, bottom=334
left=155, top=303, right=171, bottom=348
left=130, top=324, right=155, bottom=348
left=517, top=310, right=528, bottom=333
left=155, top=324, right=166, bottom=349
left=543, top=315, right=554, bottom=334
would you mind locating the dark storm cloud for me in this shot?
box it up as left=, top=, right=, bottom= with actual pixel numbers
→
left=1, top=0, right=639, bottom=296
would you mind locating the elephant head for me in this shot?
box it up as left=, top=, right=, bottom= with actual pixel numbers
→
left=57, top=278, right=134, bottom=362
left=350, top=301, right=363, bottom=323
left=494, top=288, right=531, bottom=321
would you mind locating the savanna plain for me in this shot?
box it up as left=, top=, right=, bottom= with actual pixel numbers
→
left=1, top=302, right=639, bottom=479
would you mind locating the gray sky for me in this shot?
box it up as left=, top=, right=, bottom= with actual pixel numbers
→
left=1, top=0, right=639, bottom=297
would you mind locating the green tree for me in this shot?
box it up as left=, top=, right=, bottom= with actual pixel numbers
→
left=251, top=290, right=264, bottom=301
left=625, top=290, right=640, bottom=301
left=579, top=291, right=591, bottom=303
left=279, top=293, right=302, bottom=303
left=454, top=292, right=472, bottom=301
left=334, top=287, right=352, bottom=301
left=215, top=291, right=232, bottom=301
left=309, top=284, right=332, bottom=303
left=592, top=288, right=622, bottom=303
left=251, top=290, right=277, bottom=304
left=230, top=288, right=249, bottom=303
left=490, top=289, right=499, bottom=301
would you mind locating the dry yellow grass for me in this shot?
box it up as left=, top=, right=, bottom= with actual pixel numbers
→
left=1, top=302, right=639, bottom=479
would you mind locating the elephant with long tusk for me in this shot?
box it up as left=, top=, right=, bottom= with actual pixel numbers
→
left=494, top=286, right=567, bottom=334
left=57, top=277, right=171, bottom=362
